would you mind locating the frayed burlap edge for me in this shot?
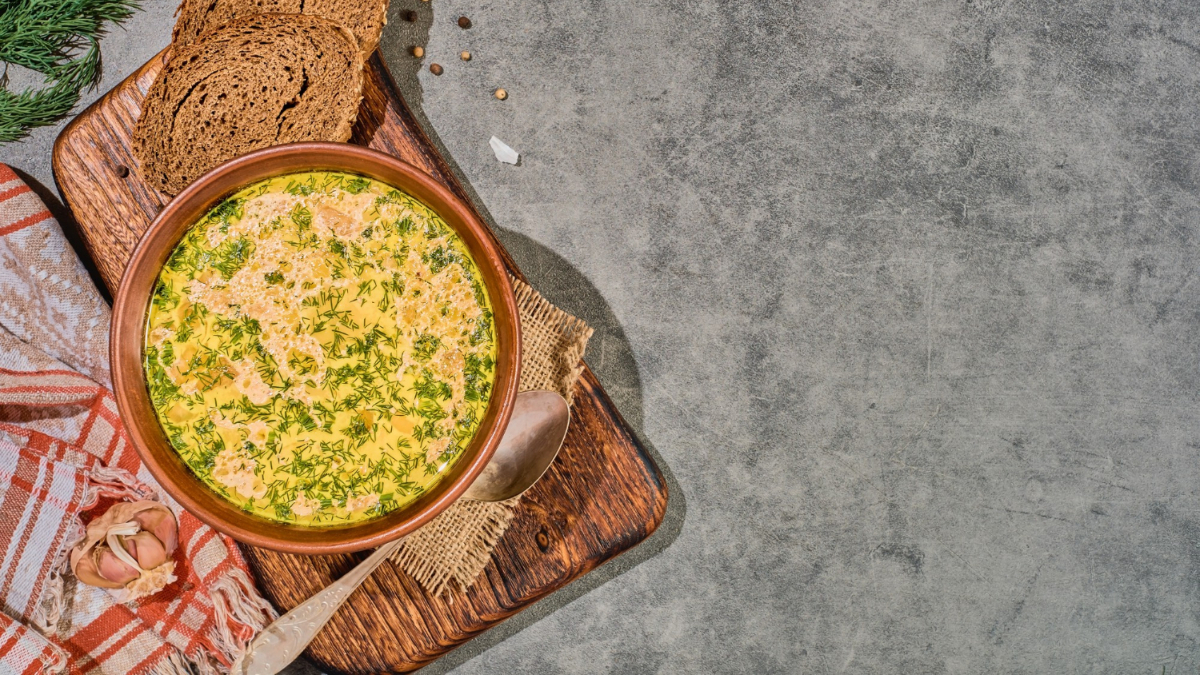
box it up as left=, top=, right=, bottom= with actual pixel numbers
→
left=511, top=280, right=593, bottom=406
left=391, top=277, right=593, bottom=596
left=389, top=501, right=515, bottom=597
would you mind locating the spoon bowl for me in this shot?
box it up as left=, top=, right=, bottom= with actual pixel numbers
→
left=463, top=390, right=570, bottom=501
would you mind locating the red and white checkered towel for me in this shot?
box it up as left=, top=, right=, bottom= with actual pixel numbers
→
left=0, top=164, right=275, bottom=675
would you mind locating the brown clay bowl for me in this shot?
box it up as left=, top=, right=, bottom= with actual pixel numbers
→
left=111, top=143, right=521, bottom=554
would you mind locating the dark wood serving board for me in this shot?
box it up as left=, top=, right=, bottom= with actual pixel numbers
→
left=52, top=49, right=667, bottom=674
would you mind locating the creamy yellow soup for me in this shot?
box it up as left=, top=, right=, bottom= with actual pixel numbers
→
left=144, top=172, right=496, bottom=526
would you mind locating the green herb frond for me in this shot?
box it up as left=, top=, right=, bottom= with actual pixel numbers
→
left=0, top=0, right=141, bottom=142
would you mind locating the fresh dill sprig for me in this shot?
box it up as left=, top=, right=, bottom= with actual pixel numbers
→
left=0, top=0, right=141, bottom=142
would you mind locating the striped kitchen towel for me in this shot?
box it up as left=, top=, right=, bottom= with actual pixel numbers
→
left=0, top=164, right=276, bottom=675
left=0, top=613, right=67, bottom=675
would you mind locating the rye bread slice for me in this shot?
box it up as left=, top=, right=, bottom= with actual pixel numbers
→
left=133, top=13, right=364, bottom=195
left=172, top=0, right=388, bottom=55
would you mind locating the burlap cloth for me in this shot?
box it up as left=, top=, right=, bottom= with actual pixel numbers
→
left=391, top=277, right=592, bottom=596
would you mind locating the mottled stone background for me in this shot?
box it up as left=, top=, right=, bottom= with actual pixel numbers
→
left=7, top=0, right=1200, bottom=671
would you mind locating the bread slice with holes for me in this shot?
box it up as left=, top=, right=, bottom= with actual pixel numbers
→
left=172, top=0, right=388, bottom=55
left=133, top=13, right=364, bottom=195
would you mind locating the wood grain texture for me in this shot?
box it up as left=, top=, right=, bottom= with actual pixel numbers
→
left=53, top=50, right=667, bottom=673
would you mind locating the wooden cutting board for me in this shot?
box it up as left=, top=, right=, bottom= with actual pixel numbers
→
left=52, top=49, right=667, bottom=674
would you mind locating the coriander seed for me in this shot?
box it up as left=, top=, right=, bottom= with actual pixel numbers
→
left=460, top=51, right=471, bottom=61
left=412, top=46, right=424, bottom=57
left=494, top=88, right=508, bottom=100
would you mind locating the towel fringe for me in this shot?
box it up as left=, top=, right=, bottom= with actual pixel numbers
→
left=207, top=569, right=278, bottom=667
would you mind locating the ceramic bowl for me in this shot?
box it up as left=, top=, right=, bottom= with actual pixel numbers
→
left=110, top=143, right=521, bottom=554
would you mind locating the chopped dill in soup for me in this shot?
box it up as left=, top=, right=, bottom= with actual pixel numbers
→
left=144, top=172, right=496, bottom=526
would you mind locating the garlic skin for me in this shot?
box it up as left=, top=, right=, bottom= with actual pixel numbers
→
left=70, top=501, right=179, bottom=602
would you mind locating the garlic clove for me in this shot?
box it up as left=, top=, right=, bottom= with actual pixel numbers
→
left=126, top=531, right=169, bottom=570
left=73, top=549, right=126, bottom=589
left=97, top=548, right=139, bottom=585
left=133, top=508, right=178, bottom=555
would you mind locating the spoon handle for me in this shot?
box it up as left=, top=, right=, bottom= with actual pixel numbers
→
left=234, top=537, right=407, bottom=675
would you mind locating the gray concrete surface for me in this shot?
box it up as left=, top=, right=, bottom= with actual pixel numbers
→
left=6, top=0, right=1200, bottom=671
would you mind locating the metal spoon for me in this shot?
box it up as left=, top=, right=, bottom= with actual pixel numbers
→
left=233, top=390, right=571, bottom=675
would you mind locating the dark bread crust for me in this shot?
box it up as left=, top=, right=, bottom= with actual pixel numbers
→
left=133, top=13, right=363, bottom=196
left=172, top=0, right=388, bottom=55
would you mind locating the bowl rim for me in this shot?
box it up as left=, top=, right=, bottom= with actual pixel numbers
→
left=110, top=142, right=521, bottom=554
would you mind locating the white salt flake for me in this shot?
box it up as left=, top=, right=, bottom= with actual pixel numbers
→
left=489, top=136, right=519, bottom=165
